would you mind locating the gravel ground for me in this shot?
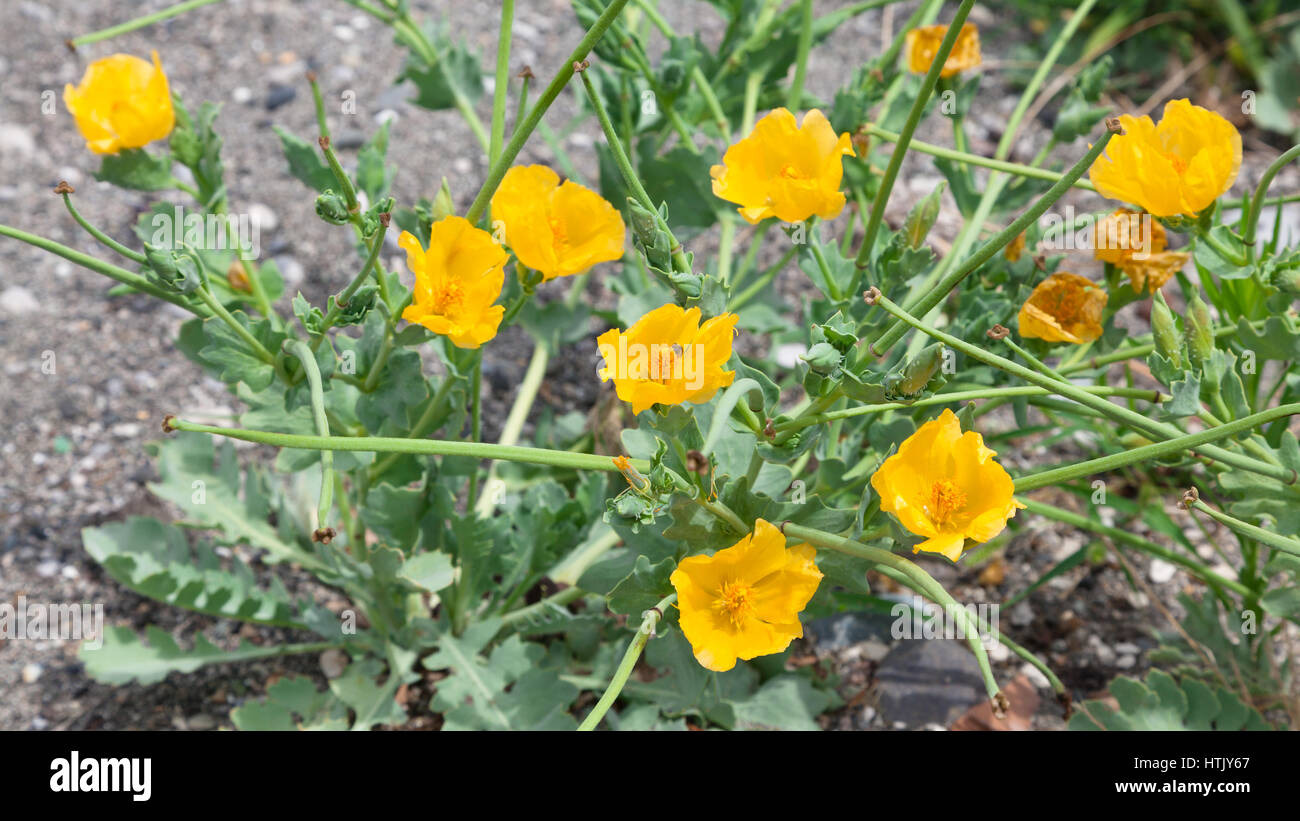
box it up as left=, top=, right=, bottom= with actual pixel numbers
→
left=1, top=0, right=1296, bottom=731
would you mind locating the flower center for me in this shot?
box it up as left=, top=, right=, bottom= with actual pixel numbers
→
left=778, top=163, right=807, bottom=180
left=433, top=280, right=465, bottom=315
left=651, top=344, right=682, bottom=385
left=714, top=579, right=755, bottom=628
left=549, top=217, right=567, bottom=249
left=927, top=479, right=967, bottom=525
left=1163, top=151, right=1187, bottom=176
left=1046, top=288, right=1085, bottom=322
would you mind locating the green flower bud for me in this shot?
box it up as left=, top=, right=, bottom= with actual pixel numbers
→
left=801, top=341, right=842, bottom=376
left=315, top=189, right=352, bottom=225
left=432, top=177, right=455, bottom=220
left=1185, top=291, right=1214, bottom=369
left=1151, top=290, right=1182, bottom=368
left=143, top=243, right=202, bottom=294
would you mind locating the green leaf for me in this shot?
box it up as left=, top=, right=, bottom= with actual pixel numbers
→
left=607, top=555, right=676, bottom=619
left=398, top=25, right=484, bottom=112
left=1069, top=669, right=1271, bottom=731
left=230, top=674, right=350, bottom=731
left=398, top=551, right=456, bottom=594
left=82, top=516, right=307, bottom=628
left=273, top=126, right=336, bottom=193
left=81, top=625, right=320, bottom=686
left=356, top=119, right=394, bottom=202
left=94, top=148, right=175, bottom=191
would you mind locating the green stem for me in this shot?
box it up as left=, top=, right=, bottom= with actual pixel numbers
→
left=869, top=129, right=1115, bottom=356
left=773, top=385, right=1166, bottom=434
left=367, top=371, right=459, bottom=482
left=319, top=137, right=359, bottom=213
left=1015, top=404, right=1300, bottom=492
left=577, top=592, right=675, bottom=731
left=473, top=342, right=550, bottom=517
left=1242, top=144, right=1300, bottom=262
left=855, top=0, right=977, bottom=266
left=168, top=418, right=652, bottom=473
left=489, top=0, right=516, bottom=168
left=1190, top=499, right=1300, bottom=558
left=58, top=191, right=146, bottom=263
left=861, top=124, right=1098, bottom=190
left=869, top=293, right=1298, bottom=484
left=577, top=65, right=690, bottom=274
left=69, top=0, right=224, bottom=46
left=1022, top=498, right=1251, bottom=598
left=285, top=340, right=334, bottom=528
left=783, top=523, right=1002, bottom=701
left=787, top=0, right=813, bottom=110
left=467, top=352, right=484, bottom=510
left=307, top=71, right=330, bottom=139
left=194, top=285, right=276, bottom=365
left=0, top=223, right=204, bottom=315
left=311, top=216, right=389, bottom=348
left=465, top=0, right=634, bottom=225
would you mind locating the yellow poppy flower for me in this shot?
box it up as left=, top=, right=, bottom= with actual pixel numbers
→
left=870, top=409, right=1025, bottom=561
left=1088, top=99, right=1242, bottom=217
left=710, top=108, right=855, bottom=224
left=671, top=519, right=822, bottom=672
left=905, top=23, right=982, bottom=78
left=596, top=303, right=738, bottom=415
left=490, top=165, right=626, bottom=281
left=64, top=51, right=175, bottom=155
left=1017, top=272, right=1108, bottom=344
left=399, top=216, right=507, bottom=349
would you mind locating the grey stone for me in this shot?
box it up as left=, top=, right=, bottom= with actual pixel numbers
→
left=874, top=639, right=985, bottom=727
left=805, top=611, right=896, bottom=651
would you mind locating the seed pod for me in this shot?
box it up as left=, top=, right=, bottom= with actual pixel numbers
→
left=1151, top=290, right=1182, bottom=368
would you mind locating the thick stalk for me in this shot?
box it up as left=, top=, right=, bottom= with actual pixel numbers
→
left=167, top=417, right=653, bottom=473
left=285, top=340, right=334, bottom=529
left=577, top=593, right=675, bottom=731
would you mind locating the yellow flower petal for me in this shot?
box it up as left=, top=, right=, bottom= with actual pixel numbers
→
left=400, top=216, right=507, bottom=349
left=905, top=23, right=982, bottom=78
left=711, top=108, right=854, bottom=224
left=596, top=303, right=738, bottom=415
left=671, top=519, right=822, bottom=672
left=869, top=409, right=1023, bottom=562
left=64, top=51, right=175, bottom=155
left=1088, top=99, right=1241, bottom=217
left=491, top=164, right=625, bottom=280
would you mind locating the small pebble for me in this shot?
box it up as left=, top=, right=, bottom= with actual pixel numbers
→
left=1148, top=558, right=1177, bottom=584
left=320, top=648, right=347, bottom=679
left=21, top=663, right=43, bottom=684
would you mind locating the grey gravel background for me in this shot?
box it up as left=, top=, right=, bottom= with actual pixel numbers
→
left=1, top=0, right=1296, bottom=731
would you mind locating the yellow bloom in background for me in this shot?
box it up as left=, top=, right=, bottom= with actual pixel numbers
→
left=1089, top=99, right=1242, bottom=217
left=64, top=51, right=175, bottom=155
left=870, top=409, right=1025, bottom=561
left=596, top=303, right=738, bottom=415
left=399, top=216, right=507, bottom=349
left=710, top=108, right=854, bottom=224
left=1018, top=272, right=1108, bottom=344
left=671, top=519, right=822, bottom=672
left=905, top=23, right=982, bottom=78
left=1004, top=231, right=1026, bottom=262
left=490, top=165, right=625, bottom=281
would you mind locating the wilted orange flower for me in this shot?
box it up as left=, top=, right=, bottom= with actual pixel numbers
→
left=710, top=108, right=854, bottom=224
left=596, top=304, right=737, bottom=415
left=1018, top=272, right=1108, bottom=344
left=1091, top=209, right=1188, bottom=293
left=1121, top=252, right=1189, bottom=294
left=490, top=165, right=625, bottom=281
left=64, top=51, right=175, bottom=155
left=399, top=216, right=507, bottom=349
left=906, top=23, right=982, bottom=78
left=870, top=409, right=1025, bottom=561
left=671, top=519, right=822, bottom=672
left=1089, top=99, right=1242, bottom=217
